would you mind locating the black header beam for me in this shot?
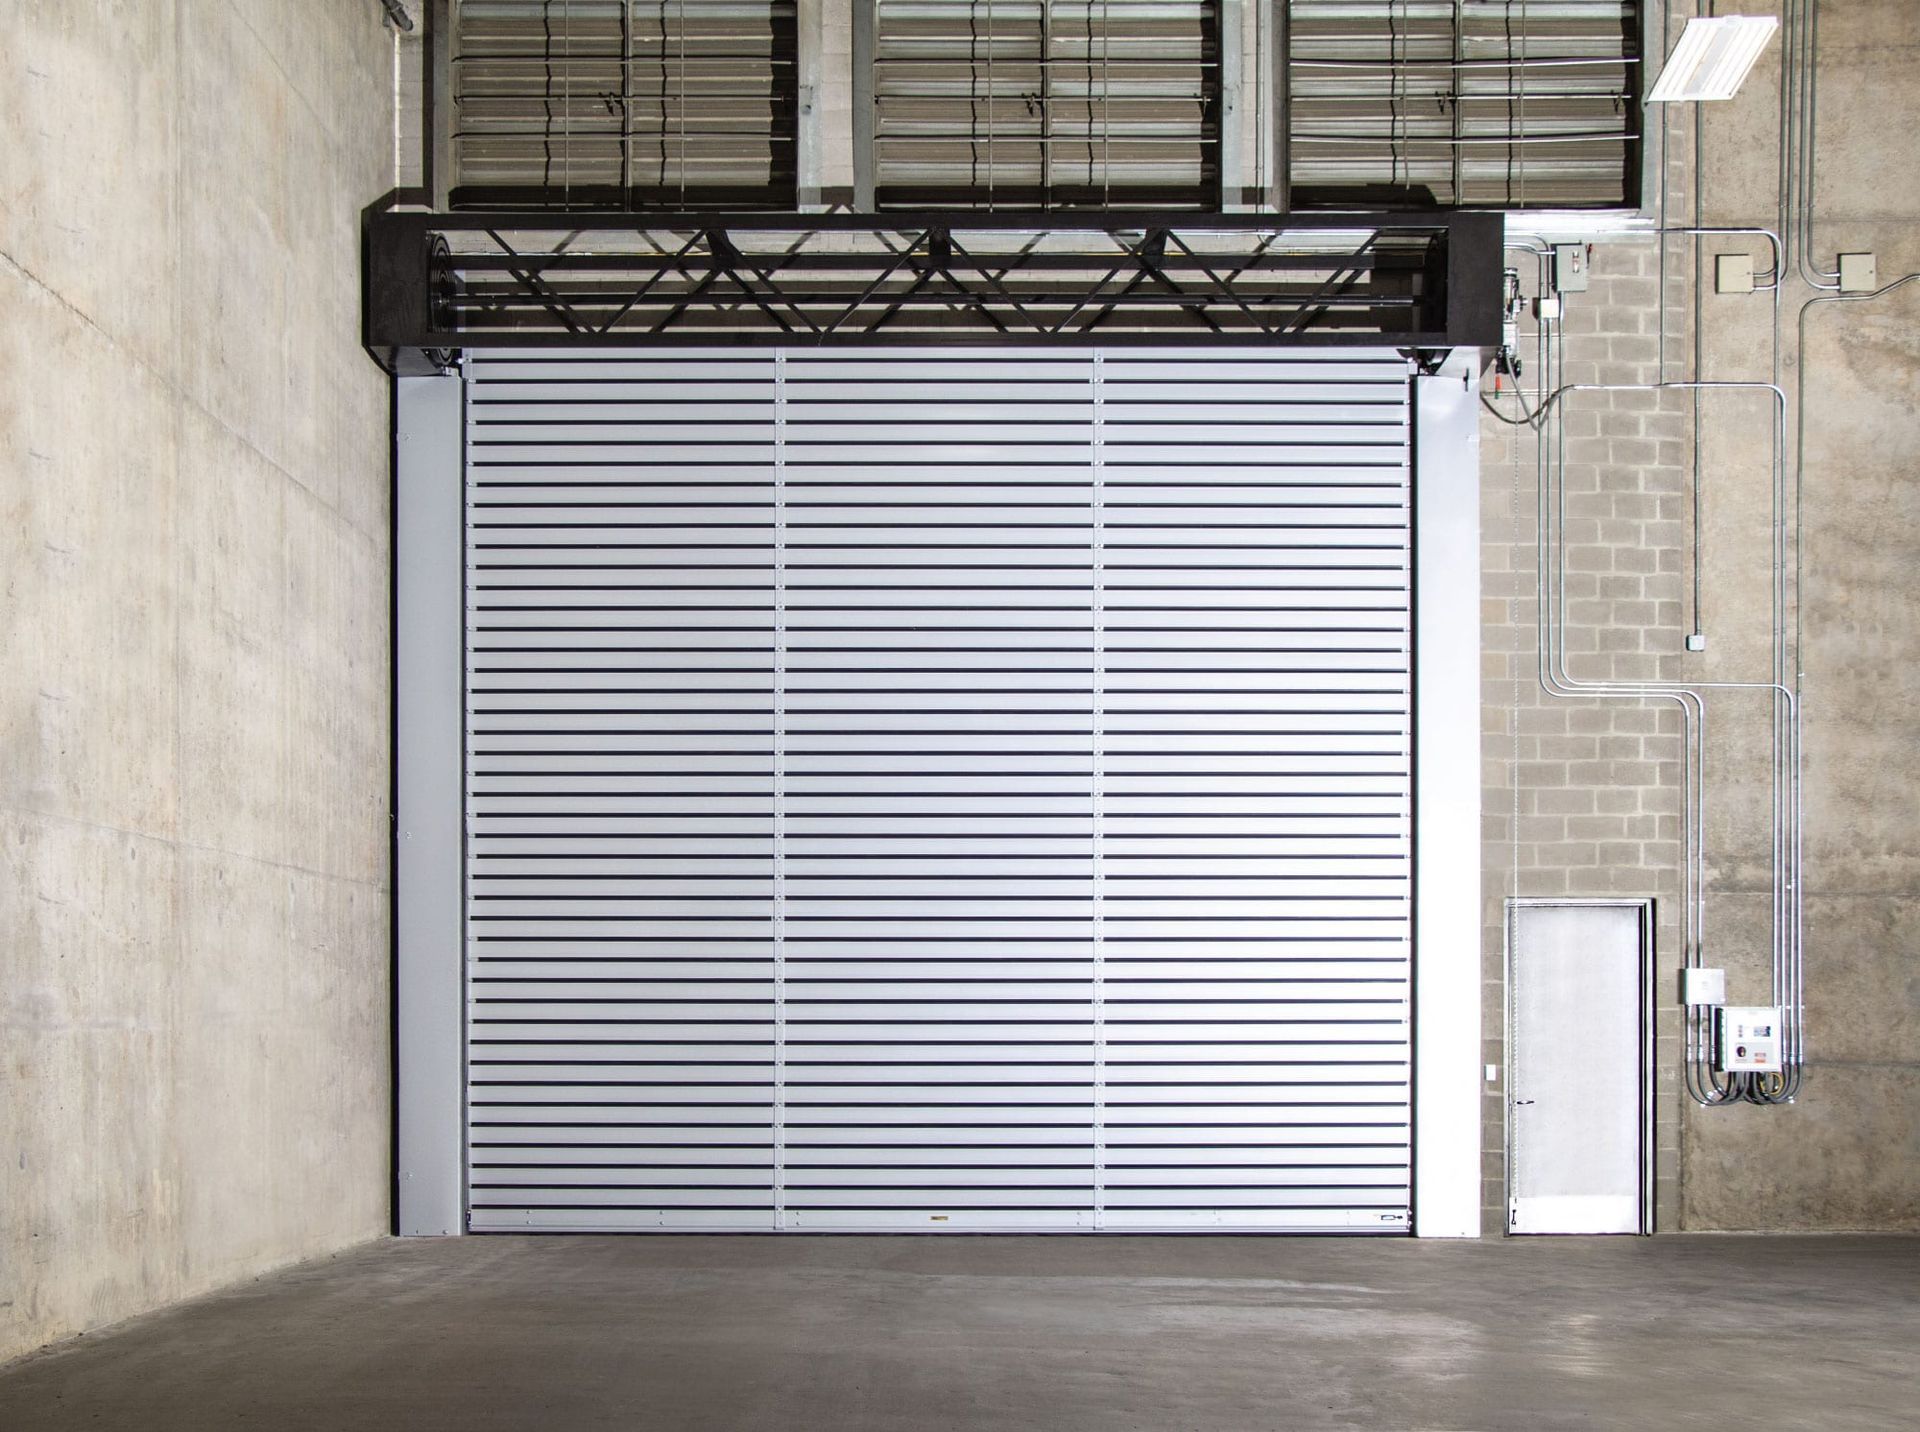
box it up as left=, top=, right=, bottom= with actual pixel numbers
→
left=364, top=205, right=1503, bottom=372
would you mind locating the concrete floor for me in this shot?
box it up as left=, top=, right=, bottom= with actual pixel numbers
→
left=0, top=1236, right=1914, bottom=1431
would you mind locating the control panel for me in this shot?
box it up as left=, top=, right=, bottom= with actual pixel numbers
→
left=1716, top=1006, right=1784, bottom=1073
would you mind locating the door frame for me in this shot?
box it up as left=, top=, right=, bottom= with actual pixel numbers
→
left=392, top=348, right=1486, bottom=1236
left=1503, top=896, right=1656, bottom=1236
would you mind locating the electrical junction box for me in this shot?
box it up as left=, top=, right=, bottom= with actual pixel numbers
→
left=1552, top=244, right=1589, bottom=293
left=1717, top=1006, right=1784, bottom=1073
left=1714, top=253, right=1754, bottom=294
left=1681, top=966, right=1726, bottom=1006
left=1839, top=252, right=1877, bottom=293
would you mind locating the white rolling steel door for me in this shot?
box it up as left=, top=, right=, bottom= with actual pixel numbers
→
left=779, top=354, right=1101, bottom=1228
left=463, top=347, right=1413, bottom=1233
left=466, top=356, right=781, bottom=1231
left=1094, top=356, right=1412, bottom=1230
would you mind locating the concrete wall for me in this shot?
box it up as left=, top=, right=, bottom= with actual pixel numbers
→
left=1482, top=0, right=1920, bottom=1232
left=0, top=2, right=395, bottom=1361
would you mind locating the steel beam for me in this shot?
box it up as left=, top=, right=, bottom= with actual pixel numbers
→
left=364, top=205, right=1502, bottom=368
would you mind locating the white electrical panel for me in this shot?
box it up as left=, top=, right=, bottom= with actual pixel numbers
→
left=1714, top=254, right=1754, bottom=294
left=1717, top=1006, right=1784, bottom=1073
left=1838, top=252, right=1877, bottom=293
left=1681, top=966, right=1726, bottom=1006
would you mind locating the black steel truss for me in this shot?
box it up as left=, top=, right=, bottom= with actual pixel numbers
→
left=364, top=206, right=1501, bottom=372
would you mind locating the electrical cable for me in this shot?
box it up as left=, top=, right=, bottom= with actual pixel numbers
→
left=1480, top=389, right=1541, bottom=428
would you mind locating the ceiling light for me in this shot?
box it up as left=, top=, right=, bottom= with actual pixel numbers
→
left=1645, top=16, right=1779, bottom=103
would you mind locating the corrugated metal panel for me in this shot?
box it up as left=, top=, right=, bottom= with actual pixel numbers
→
left=1287, top=0, right=1641, bottom=208
left=873, top=0, right=1222, bottom=208
left=1094, top=351, right=1411, bottom=1230
left=452, top=0, right=798, bottom=209
left=465, top=355, right=781, bottom=1230
left=463, top=347, right=1412, bottom=1233
left=775, top=353, right=1101, bottom=1227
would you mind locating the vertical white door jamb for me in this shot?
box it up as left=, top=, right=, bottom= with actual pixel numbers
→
left=1413, top=350, right=1484, bottom=1237
left=395, top=372, right=466, bottom=1236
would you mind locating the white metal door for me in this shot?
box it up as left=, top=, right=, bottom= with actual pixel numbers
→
left=463, top=347, right=1413, bottom=1232
left=1507, top=900, right=1653, bottom=1235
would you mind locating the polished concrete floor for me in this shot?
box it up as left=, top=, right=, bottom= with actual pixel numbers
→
left=1, top=1235, right=1915, bottom=1431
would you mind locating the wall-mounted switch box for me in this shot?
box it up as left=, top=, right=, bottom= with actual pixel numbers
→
left=1685, top=632, right=1707, bottom=652
left=1682, top=966, right=1726, bottom=1006
left=1535, top=294, right=1564, bottom=320
left=1714, top=254, right=1754, bottom=294
left=1839, top=252, right=1877, bottom=293
left=1552, top=244, right=1589, bottom=293
left=1716, top=1005, right=1783, bottom=1072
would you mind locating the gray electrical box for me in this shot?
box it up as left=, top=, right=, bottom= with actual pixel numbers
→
left=1553, top=244, right=1590, bottom=293
left=1716, top=1006, right=1783, bottom=1073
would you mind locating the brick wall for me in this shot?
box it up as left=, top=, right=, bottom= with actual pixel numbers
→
left=1478, top=237, right=1696, bottom=1233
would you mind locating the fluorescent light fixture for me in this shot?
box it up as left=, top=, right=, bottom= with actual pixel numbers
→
left=1645, top=16, right=1779, bottom=102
